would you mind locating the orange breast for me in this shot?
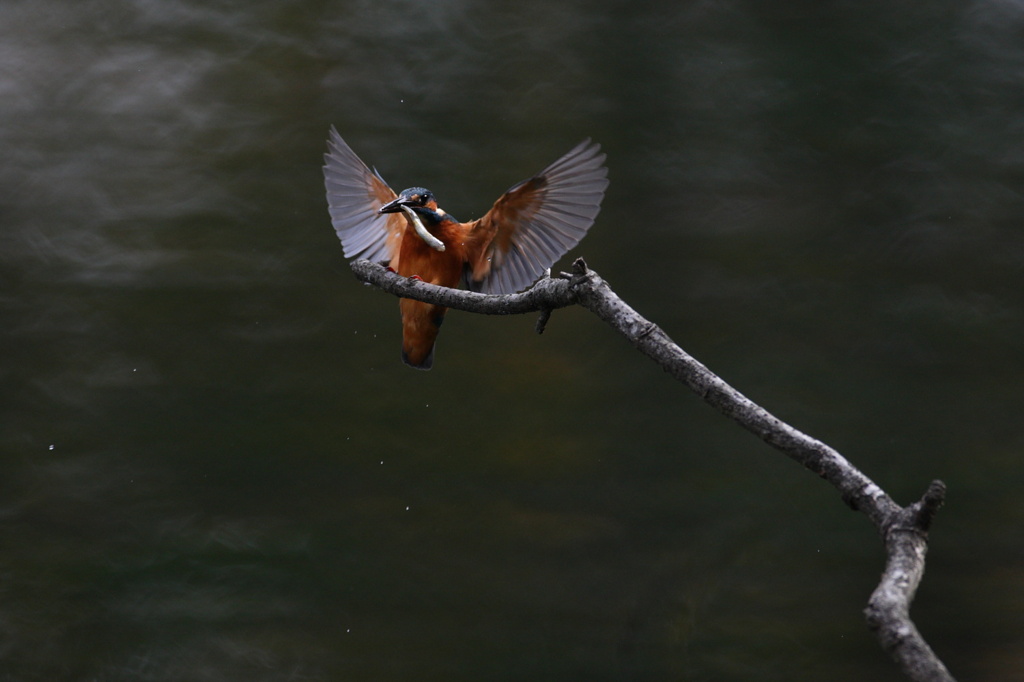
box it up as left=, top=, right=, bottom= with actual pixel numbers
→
left=395, top=219, right=470, bottom=369
left=396, top=220, right=468, bottom=287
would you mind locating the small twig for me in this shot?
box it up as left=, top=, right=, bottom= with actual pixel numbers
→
left=349, top=258, right=954, bottom=682
left=535, top=308, right=553, bottom=335
left=914, top=480, right=947, bottom=532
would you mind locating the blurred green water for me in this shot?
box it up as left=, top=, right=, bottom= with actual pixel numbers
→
left=1, top=1, right=1022, bottom=680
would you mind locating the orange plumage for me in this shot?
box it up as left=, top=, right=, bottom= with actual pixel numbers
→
left=323, top=128, right=608, bottom=369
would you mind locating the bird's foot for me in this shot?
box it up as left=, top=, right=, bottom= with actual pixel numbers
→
left=408, top=275, right=423, bottom=281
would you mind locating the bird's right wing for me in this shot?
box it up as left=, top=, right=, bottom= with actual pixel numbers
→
left=467, top=139, right=608, bottom=294
left=323, top=127, right=406, bottom=266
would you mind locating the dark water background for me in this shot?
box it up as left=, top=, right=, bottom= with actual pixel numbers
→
left=2, top=1, right=1022, bottom=680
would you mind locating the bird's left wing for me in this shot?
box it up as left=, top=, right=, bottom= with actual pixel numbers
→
left=467, top=139, right=608, bottom=295
left=323, top=127, right=405, bottom=265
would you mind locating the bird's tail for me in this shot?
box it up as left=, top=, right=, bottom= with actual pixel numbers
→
left=400, top=299, right=446, bottom=370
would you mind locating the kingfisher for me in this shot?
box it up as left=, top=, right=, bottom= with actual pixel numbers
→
left=323, top=127, right=608, bottom=369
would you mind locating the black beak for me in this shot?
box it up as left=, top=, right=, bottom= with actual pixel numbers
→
left=378, top=196, right=410, bottom=214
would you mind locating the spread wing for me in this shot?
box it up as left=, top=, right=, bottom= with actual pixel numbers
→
left=467, top=139, right=608, bottom=294
left=323, top=126, right=405, bottom=265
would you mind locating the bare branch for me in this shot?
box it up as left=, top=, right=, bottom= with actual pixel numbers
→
left=350, top=259, right=577, bottom=315
left=865, top=482, right=954, bottom=682
left=350, top=258, right=955, bottom=681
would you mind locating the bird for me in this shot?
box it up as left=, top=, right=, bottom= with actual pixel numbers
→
left=323, top=127, right=608, bottom=370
